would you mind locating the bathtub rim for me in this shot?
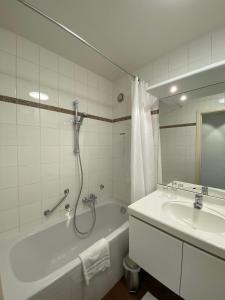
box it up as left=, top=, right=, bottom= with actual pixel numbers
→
left=0, top=200, right=129, bottom=300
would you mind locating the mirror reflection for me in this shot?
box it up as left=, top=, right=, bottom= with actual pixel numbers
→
left=159, top=82, right=225, bottom=198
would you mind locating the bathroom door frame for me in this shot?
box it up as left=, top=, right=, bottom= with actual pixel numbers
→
left=195, top=107, right=225, bottom=184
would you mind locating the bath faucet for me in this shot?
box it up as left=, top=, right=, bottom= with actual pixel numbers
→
left=82, top=194, right=97, bottom=206
left=194, top=193, right=203, bottom=210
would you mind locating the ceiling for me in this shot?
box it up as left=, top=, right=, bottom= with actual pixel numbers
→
left=1, top=0, right=225, bottom=80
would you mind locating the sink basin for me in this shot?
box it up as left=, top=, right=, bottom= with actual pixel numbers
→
left=163, top=201, right=225, bottom=233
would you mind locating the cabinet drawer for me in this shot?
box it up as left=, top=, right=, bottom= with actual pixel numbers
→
left=129, top=216, right=182, bottom=294
left=181, top=243, right=225, bottom=300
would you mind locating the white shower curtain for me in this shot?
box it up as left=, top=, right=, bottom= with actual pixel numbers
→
left=131, top=77, right=161, bottom=203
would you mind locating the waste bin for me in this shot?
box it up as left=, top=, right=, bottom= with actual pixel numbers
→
left=123, top=255, right=141, bottom=293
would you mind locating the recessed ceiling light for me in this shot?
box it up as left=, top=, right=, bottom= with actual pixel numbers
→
left=218, top=98, right=225, bottom=104
left=180, top=94, right=187, bottom=102
left=170, top=85, right=178, bottom=94
left=29, top=91, right=49, bottom=101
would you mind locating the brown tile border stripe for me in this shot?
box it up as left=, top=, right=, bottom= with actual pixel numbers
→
left=112, top=110, right=159, bottom=123
left=151, top=109, right=159, bottom=115
left=160, top=122, right=196, bottom=129
left=0, top=95, right=159, bottom=123
left=0, top=95, right=113, bottom=123
left=113, top=115, right=131, bottom=122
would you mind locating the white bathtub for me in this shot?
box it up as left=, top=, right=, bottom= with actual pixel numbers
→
left=0, top=201, right=129, bottom=300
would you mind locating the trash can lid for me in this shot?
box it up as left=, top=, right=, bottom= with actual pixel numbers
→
left=124, top=255, right=139, bottom=269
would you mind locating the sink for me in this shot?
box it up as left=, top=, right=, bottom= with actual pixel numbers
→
left=163, top=201, right=225, bottom=233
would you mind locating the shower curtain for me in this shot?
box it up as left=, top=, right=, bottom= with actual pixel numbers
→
left=131, top=77, right=161, bottom=203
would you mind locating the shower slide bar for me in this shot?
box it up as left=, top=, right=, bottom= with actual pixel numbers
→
left=43, top=189, right=70, bottom=216
left=16, top=0, right=136, bottom=80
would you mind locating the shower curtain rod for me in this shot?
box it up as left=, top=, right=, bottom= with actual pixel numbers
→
left=16, top=0, right=136, bottom=79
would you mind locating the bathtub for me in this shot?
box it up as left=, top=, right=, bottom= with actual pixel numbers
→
left=0, top=201, right=129, bottom=300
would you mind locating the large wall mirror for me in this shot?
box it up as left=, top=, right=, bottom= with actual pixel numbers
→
left=148, top=63, right=225, bottom=199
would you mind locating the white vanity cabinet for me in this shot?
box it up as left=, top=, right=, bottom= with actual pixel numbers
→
left=129, top=216, right=183, bottom=294
left=129, top=216, right=225, bottom=299
left=180, top=244, right=225, bottom=300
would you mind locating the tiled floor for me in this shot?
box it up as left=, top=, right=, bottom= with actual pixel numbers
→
left=102, top=272, right=183, bottom=300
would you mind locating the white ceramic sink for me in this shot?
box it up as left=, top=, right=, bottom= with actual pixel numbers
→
left=163, top=201, right=225, bottom=234
left=128, top=188, right=225, bottom=259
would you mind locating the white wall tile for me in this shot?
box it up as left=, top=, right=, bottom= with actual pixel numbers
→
left=41, top=127, right=59, bottom=146
left=17, top=58, right=39, bottom=102
left=0, top=187, right=18, bottom=211
left=41, top=146, right=59, bottom=163
left=58, top=56, right=74, bottom=78
left=59, top=113, right=74, bottom=129
left=19, top=183, right=41, bottom=206
left=40, top=110, right=59, bottom=129
left=74, top=64, right=87, bottom=84
left=0, top=146, right=17, bottom=166
left=0, top=208, right=18, bottom=233
left=40, top=47, right=58, bottom=72
left=0, top=124, right=17, bottom=145
left=17, top=105, right=40, bottom=125
left=42, top=179, right=60, bottom=200
left=188, top=34, right=212, bottom=71
left=0, top=50, right=16, bottom=97
left=40, top=67, right=58, bottom=106
left=88, top=70, right=99, bottom=88
left=0, top=101, right=16, bottom=124
left=0, top=28, right=16, bottom=55
left=19, top=201, right=42, bottom=225
left=0, top=166, right=18, bottom=188
left=59, top=128, right=73, bottom=146
left=18, top=146, right=40, bottom=166
left=212, top=27, right=225, bottom=62
left=41, top=163, right=59, bottom=181
left=18, top=164, right=40, bottom=185
left=17, top=125, right=40, bottom=146
left=0, top=73, right=16, bottom=97
left=152, top=55, right=169, bottom=84
left=169, top=47, right=188, bottom=78
left=17, top=36, right=39, bottom=64
left=0, top=50, right=16, bottom=76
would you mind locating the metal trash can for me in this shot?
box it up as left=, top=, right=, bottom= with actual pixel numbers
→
left=123, top=255, right=141, bottom=293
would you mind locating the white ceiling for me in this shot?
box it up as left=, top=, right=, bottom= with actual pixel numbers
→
left=1, top=0, right=225, bottom=80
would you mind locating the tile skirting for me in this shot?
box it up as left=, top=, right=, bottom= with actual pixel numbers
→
left=160, top=122, right=196, bottom=129
left=0, top=95, right=159, bottom=123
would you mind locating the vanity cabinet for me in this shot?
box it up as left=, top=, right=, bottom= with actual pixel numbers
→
left=129, top=216, right=225, bottom=299
left=129, top=216, right=183, bottom=294
left=180, top=244, right=225, bottom=300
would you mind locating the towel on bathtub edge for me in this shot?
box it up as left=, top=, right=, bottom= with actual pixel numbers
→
left=78, top=238, right=111, bottom=285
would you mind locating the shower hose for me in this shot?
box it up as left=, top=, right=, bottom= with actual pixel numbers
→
left=73, top=125, right=96, bottom=235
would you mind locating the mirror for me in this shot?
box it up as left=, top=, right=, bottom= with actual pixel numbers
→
left=148, top=62, right=225, bottom=199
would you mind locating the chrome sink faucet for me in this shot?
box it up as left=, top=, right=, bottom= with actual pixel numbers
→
left=194, top=193, right=203, bottom=209
left=202, top=186, right=208, bottom=195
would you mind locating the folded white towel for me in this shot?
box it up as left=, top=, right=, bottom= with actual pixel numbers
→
left=79, top=238, right=111, bottom=285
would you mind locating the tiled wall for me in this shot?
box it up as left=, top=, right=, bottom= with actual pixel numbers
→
left=112, top=25, right=225, bottom=197
left=112, top=76, right=132, bottom=204
left=160, top=93, right=225, bottom=185
left=0, top=27, right=113, bottom=237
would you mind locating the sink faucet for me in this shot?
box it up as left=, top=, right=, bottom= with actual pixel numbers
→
left=202, top=186, right=208, bottom=195
left=194, top=193, right=203, bottom=209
